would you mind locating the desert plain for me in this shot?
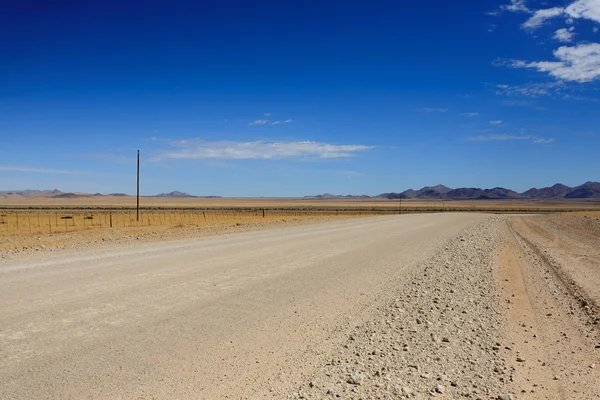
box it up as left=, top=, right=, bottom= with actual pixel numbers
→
left=0, top=197, right=599, bottom=399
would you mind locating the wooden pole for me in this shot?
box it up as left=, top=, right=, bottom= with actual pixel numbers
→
left=137, top=150, right=140, bottom=222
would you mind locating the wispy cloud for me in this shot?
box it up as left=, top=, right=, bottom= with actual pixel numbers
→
left=153, top=139, right=374, bottom=161
left=492, top=81, right=596, bottom=101
left=420, top=108, right=448, bottom=112
left=0, top=165, right=85, bottom=174
left=466, top=134, right=554, bottom=144
left=505, top=43, right=600, bottom=82
left=272, top=119, right=293, bottom=125
left=518, top=0, right=600, bottom=30
left=562, top=93, right=600, bottom=101
left=522, top=7, right=565, bottom=29
left=248, top=119, right=269, bottom=126
left=532, top=137, right=555, bottom=144
left=67, top=153, right=133, bottom=164
left=502, top=99, right=533, bottom=106
left=492, top=81, right=565, bottom=97
left=554, top=27, right=575, bottom=42
left=492, top=0, right=531, bottom=14
left=490, top=120, right=503, bottom=125
left=338, top=170, right=367, bottom=178
left=494, top=0, right=600, bottom=26
left=459, top=112, right=479, bottom=117
left=264, top=112, right=272, bottom=117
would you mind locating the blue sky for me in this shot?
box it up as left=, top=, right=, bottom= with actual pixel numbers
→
left=1, top=0, right=599, bottom=196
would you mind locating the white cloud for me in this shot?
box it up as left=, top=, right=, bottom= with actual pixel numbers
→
left=421, top=108, right=448, bottom=112
left=565, top=0, right=600, bottom=24
left=466, top=134, right=553, bottom=144
left=508, top=43, right=600, bottom=82
left=490, top=120, right=503, bottom=124
left=522, top=7, right=565, bottom=29
left=494, top=82, right=566, bottom=97
left=338, top=170, right=367, bottom=178
left=594, top=26, right=599, bottom=32
left=248, top=119, right=269, bottom=126
left=519, top=0, right=600, bottom=30
left=154, top=140, right=374, bottom=161
left=459, top=112, right=479, bottom=117
left=264, top=112, right=272, bottom=116
left=272, top=119, right=292, bottom=125
left=0, top=165, right=83, bottom=174
left=532, top=137, right=555, bottom=144
left=501, top=0, right=531, bottom=13
left=554, top=28, right=575, bottom=42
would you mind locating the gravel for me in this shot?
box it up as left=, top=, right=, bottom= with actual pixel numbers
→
left=284, top=216, right=512, bottom=399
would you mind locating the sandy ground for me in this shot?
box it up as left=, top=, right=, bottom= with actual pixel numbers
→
left=1, top=213, right=599, bottom=399
left=2, top=194, right=599, bottom=211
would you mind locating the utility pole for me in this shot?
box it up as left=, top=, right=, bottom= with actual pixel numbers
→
left=399, top=195, right=402, bottom=215
left=137, top=150, right=140, bottom=221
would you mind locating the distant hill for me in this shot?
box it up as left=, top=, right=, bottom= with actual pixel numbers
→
left=444, top=187, right=523, bottom=200
left=51, top=192, right=87, bottom=199
left=377, top=185, right=452, bottom=200
left=311, top=182, right=600, bottom=200
left=0, top=189, right=63, bottom=197
left=407, top=184, right=452, bottom=199
left=156, top=191, right=195, bottom=198
left=377, top=192, right=408, bottom=200
left=522, top=183, right=572, bottom=199
left=521, top=182, right=600, bottom=199
left=304, top=193, right=371, bottom=199
left=564, top=182, right=600, bottom=199
left=152, top=191, right=221, bottom=198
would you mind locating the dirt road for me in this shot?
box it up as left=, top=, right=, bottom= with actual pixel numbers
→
left=1, top=213, right=599, bottom=399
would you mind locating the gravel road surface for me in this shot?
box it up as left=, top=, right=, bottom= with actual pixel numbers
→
left=1, top=213, right=598, bottom=399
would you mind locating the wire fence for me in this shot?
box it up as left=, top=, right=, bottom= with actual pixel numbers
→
left=0, top=209, right=382, bottom=235
left=1, top=205, right=592, bottom=236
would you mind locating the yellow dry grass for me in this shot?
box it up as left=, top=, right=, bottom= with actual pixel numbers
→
left=1, top=196, right=598, bottom=255
left=0, top=210, right=366, bottom=254
left=561, top=210, right=600, bottom=217
left=0, top=209, right=370, bottom=237
left=1, top=195, right=598, bottom=211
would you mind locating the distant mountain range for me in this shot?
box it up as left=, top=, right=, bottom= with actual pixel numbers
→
left=306, top=181, right=600, bottom=200
left=0, top=189, right=64, bottom=197
left=0, top=190, right=221, bottom=199
left=156, top=191, right=195, bottom=198
left=2, top=182, right=599, bottom=200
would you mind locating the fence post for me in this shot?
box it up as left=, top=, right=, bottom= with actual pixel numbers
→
left=16, top=212, right=19, bottom=230
left=110, top=211, right=113, bottom=228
